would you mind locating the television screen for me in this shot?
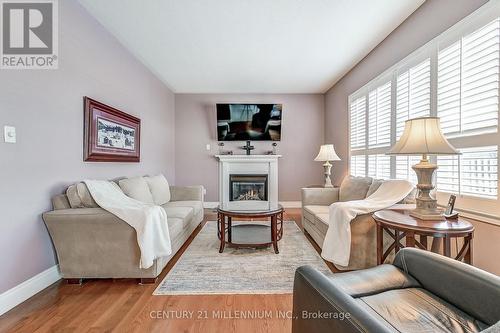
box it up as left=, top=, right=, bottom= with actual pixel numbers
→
left=217, top=103, right=282, bottom=141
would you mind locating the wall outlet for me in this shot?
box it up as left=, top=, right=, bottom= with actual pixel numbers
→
left=4, top=126, right=16, bottom=143
left=206, top=144, right=211, bottom=151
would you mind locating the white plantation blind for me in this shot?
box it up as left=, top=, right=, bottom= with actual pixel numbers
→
left=438, top=19, right=500, bottom=136
left=395, top=156, right=420, bottom=184
left=436, top=155, right=460, bottom=193
left=368, top=154, right=391, bottom=179
left=350, top=96, right=366, bottom=150
left=368, top=82, right=391, bottom=148
left=350, top=155, right=366, bottom=177
left=396, top=59, right=431, bottom=139
left=437, top=146, right=498, bottom=199
left=460, top=146, right=498, bottom=198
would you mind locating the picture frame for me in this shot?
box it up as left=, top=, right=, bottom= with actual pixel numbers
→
left=83, top=97, right=141, bottom=162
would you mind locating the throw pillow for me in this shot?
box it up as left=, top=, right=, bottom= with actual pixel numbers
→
left=119, top=177, right=155, bottom=204
left=66, top=182, right=98, bottom=208
left=366, top=179, right=384, bottom=198
left=144, top=174, right=171, bottom=205
left=339, top=176, right=373, bottom=202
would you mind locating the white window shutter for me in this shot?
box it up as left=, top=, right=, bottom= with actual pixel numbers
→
left=438, top=18, right=500, bottom=136
left=395, top=156, right=420, bottom=184
left=437, top=155, right=460, bottom=193
left=350, top=155, right=366, bottom=177
left=367, top=154, right=391, bottom=179
left=368, top=82, right=391, bottom=148
left=460, top=146, right=498, bottom=198
left=349, top=96, right=366, bottom=150
left=396, top=59, right=431, bottom=139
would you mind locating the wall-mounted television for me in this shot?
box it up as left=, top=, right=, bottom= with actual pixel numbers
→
left=217, top=103, right=282, bottom=141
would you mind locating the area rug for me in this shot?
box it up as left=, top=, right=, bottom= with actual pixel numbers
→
left=153, top=221, right=333, bottom=295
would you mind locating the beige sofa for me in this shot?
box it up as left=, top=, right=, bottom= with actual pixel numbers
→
left=302, top=176, right=414, bottom=271
left=43, top=185, right=204, bottom=283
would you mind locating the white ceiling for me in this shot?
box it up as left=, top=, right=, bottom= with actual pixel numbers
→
left=78, top=0, right=424, bottom=94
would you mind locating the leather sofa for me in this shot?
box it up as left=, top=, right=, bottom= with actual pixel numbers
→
left=43, top=185, right=204, bottom=283
left=302, top=175, right=414, bottom=270
left=292, top=248, right=500, bottom=333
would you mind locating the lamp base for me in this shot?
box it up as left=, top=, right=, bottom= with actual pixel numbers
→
left=411, top=156, right=446, bottom=221
left=410, top=207, right=445, bottom=221
left=323, top=161, right=333, bottom=188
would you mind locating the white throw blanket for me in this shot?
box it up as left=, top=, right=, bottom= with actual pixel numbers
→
left=321, top=180, right=414, bottom=266
left=84, top=180, right=172, bottom=269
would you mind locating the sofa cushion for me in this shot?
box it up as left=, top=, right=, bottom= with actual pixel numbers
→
left=303, top=205, right=330, bottom=216
left=357, top=288, right=487, bottom=333
left=145, top=174, right=171, bottom=205
left=167, top=217, right=185, bottom=242
left=339, top=176, right=373, bottom=202
left=164, top=200, right=203, bottom=217
left=366, top=179, right=384, bottom=198
left=66, top=182, right=98, bottom=208
left=163, top=206, right=193, bottom=221
left=119, top=177, right=155, bottom=204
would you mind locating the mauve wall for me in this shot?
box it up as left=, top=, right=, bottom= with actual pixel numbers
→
left=175, top=94, right=325, bottom=201
left=0, top=1, right=175, bottom=293
left=324, top=0, right=488, bottom=185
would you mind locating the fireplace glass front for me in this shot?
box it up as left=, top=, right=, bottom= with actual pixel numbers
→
left=229, top=174, right=268, bottom=201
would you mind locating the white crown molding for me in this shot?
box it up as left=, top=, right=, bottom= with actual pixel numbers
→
left=0, top=265, right=61, bottom=316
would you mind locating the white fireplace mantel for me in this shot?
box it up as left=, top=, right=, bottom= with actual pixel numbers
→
left=215, top=154, right=282, bottom=162
left=216, top=154, right=281, bottom=211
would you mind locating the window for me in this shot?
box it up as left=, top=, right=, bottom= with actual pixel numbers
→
left=368, top=82, right=391, bottom=148
left=350, top=155, right=366, bottom=177
left=396, top=59, right=431, bottom=139
left=368, top=154, right=391, bottom=179
left=438, top=19, right=499, bottom=137
left=435, top=18, right=500, bottom=200
left=395, top=156, right=420, bottom=184
left=348, top=79, right=392, bottom=179
left=438, top=146, right=498, bottom=199
left=348, top=3, right=500, bottom=218
left=349, top=96, right=366, bottom=150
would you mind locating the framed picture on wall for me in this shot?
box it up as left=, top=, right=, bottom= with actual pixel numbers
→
left=83, top=97, right=141, bottom=162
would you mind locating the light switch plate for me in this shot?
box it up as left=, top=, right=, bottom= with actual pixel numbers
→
left=206, top=144, right=211, bottom=151
left=4, top=126, right=16, bottom=143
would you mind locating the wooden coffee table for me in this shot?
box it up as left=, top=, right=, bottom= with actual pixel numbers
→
left=373, top=209, right=474, bottom=265
left=217, top=205, right=284, bottom=254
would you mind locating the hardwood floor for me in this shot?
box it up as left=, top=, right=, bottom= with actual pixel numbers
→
left=0, top=208, right=335, bottom=333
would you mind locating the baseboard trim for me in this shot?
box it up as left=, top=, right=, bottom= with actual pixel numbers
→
left=204, top=201, right=302, bottom=209
left=0, top=265, right=61, bottom=316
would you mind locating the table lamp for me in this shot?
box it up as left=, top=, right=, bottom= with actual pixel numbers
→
left=387, top=117, right=459, bottom=220
left=314, top=144, right=341, bottom=188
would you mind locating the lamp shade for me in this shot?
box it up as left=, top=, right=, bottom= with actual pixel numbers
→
left=387, top=117, right=459, bottom=155
left=314, top=144, right=341, bottom=161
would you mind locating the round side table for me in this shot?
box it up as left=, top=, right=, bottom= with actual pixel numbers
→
left=373, top=209, right=474, bottom=265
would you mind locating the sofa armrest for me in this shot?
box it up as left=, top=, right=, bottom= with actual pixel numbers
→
left=393, top=248, right=500, bottom=326
left=42, top=208, right=160, bottom=278
left=292, top=266, right=394, bottom=333
left=170, top=185, right=204, bottom=202
left=301, top=187, right=339, bottom=206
